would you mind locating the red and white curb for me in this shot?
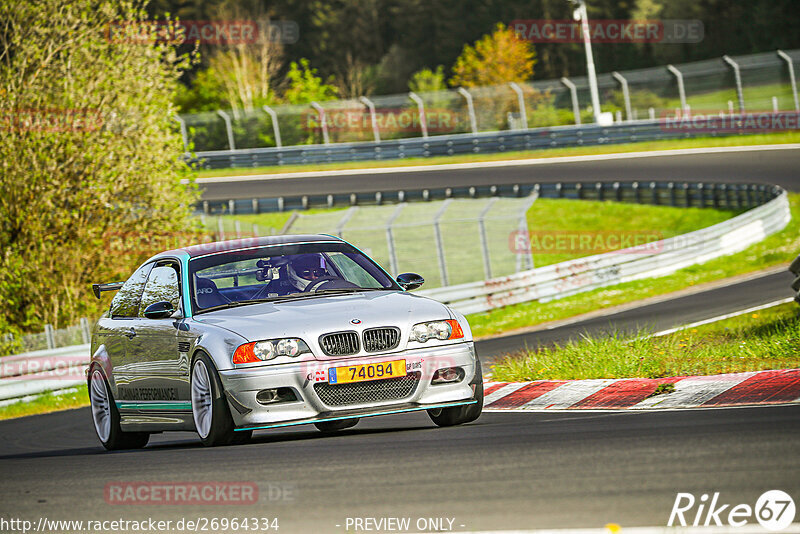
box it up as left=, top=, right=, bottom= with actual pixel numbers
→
left=482, top=369, right=800, bottom=411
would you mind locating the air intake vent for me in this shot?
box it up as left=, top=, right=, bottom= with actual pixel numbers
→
left=319, top=331, right=360, bottom=356
left=177, top=341, right=191, bottom=353
left=363, top=327, right=400, bottom=352
left=314, top=372, right=420, bottom=407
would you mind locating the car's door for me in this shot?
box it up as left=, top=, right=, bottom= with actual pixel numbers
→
left=125, top=260, right=189, bottom=404
left=96, top=262, right=153, bottom=399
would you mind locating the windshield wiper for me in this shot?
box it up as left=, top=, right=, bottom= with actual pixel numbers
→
left=308, top=287, right=391, bottom=295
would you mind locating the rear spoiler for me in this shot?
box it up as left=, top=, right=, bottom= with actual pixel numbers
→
left=92, top=282, right=125, bottom=299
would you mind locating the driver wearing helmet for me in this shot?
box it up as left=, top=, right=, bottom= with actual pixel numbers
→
left=287, top=254, right=330, bottom=291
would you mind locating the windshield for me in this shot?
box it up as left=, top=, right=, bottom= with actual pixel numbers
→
left=189, top=241, right=400, bottom=313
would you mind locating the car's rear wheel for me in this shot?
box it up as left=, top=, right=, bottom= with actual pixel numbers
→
left=428, top=372, right=484, bottom=427
left=314, top=418, right=359, bottom=432
left=191, top=353, right=252, bottom=446
left=89, top=367, right=149, bottom=450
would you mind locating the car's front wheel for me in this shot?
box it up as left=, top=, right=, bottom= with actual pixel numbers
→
left=89, top=367, right=149, bottom=450
left=191, top=353, right=252, bottom=446
left=428, top=375, right=484, bottom=427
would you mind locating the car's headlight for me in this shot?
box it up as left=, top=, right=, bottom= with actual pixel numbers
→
left=409, top=320, right=464, bottom=343
left=233, top=338, right=310, bottom=364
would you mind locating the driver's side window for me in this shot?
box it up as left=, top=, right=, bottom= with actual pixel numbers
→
left=139, top=264, right=181, bottom=318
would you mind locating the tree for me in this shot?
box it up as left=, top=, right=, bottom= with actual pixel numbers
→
left=408, top=66, right=447, bottom=93
left=0, top=0, right=200, bottom=331
left=283, top=58, right=339, bottom=105
left=449, top=23, right=537, bottom=88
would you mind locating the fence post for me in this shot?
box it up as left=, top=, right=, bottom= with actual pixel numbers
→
left=457, top=87, right=478, bottom=134
left=335, top=207, right=358, bottom=238
left=359, top=96, right=381, bottom=143
left=722, top=55, right=745, bottom=113
left=508, top=82, right=528, bottom=130
left=477, top=198, right=499, bottom=279
left=215, top=110, right=236, bottom=151
left=172, top=114, right=189, bottom=153
left=261, top=105, right=282, bottom=147
left=310, top=102, right=330, bottom=144
left=777, top=50, right=799, bottom=111
left=433, top=199, right=453, bottom=286
left=611, top=71, right=632, bottom=121
left=80, top=317, right=90, bottom=345
left=385, top=203, right=406, bottom=276
left=560, top=77, right=581, bottom=125
left=217, top=216, right=225, bottom=240
left=667, top=65, right=688, bottom=115
left=44, top=324, right=55, bottom=350
left=408, top=92, right=428, bottom=138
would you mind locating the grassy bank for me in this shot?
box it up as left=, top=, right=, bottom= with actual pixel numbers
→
left=468, top=193, right=799, bottom=338
left=490, top=302, right=800, bottom=382
left=0, top=385, right=88, bottom=421
left=196, top=131, right=800, bottom=178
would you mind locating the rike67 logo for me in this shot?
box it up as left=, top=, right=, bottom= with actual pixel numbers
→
left=669, top=490, right=796, bottom=531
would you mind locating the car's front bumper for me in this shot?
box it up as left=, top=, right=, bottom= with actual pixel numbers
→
left=218, top=342, right=479, bottom=429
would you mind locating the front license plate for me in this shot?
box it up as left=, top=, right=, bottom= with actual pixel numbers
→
left=329, top=360, right=406, bottom=385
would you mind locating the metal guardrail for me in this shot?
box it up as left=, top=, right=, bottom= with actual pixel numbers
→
left=418, top=185, right=789, bottom=314
left=790, top=254, right=800, bottom=304
left=190, top=115, right=800, bottom=170
left=0, top=182, right=788, bottom=403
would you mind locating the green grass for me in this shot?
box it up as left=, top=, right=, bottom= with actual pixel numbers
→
left=490, top=302, right=800, bottom=382
left=467, top=193, right=800, bottom=338
left=195, top=131, right=800, bottom=178
left=0, top=385, right=88, bottom=421
left=528, top=199, right=738, bottom=267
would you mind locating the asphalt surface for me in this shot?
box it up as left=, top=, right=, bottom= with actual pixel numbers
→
left=1, top=403, right=798, bottom=532
left=1, top=147, right=797, bottom=532
left=476, top=269, right=796, bottom=363
left=200, top=146, right=800, bottom=200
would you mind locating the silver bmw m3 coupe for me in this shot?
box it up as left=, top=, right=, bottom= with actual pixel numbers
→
left=88, top=234, right=484, bottom=449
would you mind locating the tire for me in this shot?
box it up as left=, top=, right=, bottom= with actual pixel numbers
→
left=88, top=367, right=149, bottom=451
left=428, top=364, right=484, bottom=427
left=314, top=418, right=359, bottom=433
left=191, top=352, right=250, bottom=446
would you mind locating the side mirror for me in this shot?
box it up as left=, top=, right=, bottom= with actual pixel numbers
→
left=396, top=273, right=425, bottom=291
left=143, top=301, right=176, bottom=320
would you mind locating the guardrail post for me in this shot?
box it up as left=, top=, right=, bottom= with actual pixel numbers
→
left=358, top=96, right=381, bottom=142
left=668, top=182, right=676, bottom=206
left=697, top=183, right=705, bottom=208
left=650, top=182, right=658, bottom=205
left=478, top=198, right=499, bottom=279
left=632, top=181, right=640, bottom=203
left=252, top=198, right=260, bottom=214
left=457, top=87, right=478, bottom=134
left=172, top=114, right=190, bottom=153
left=613, top=181, right=621, bottom=201
left=560, top=77, right=581, bottom=125
left=777, top=50, right=800, bottom=111
left=722, top=55, right=745, bottom=113
left=683, top=183, right=691, bottom=207
left=261, top=105, right=282, bottom=147
left=44, top=324, right=55, bottom=350
left=408, top=92, right=428, bottom=138
left=310, top=102, right=330, bottom=144
left=595, top=182, right=604, bottom=201
left=611, top=72, right=632, bottom=121
left=508, top=82, right=528, bottom=130
left=216, top=110, right=236, bottom=151
left=228, top=199, right=236, bottom=215
left=385, top=203, right=406, bottom=276
left=433, top=199, right=453, bottom=286
left=667, top=65, right=688, bottom=115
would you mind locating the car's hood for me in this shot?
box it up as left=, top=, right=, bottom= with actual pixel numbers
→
left=193, top=290, right=456, bottom=343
